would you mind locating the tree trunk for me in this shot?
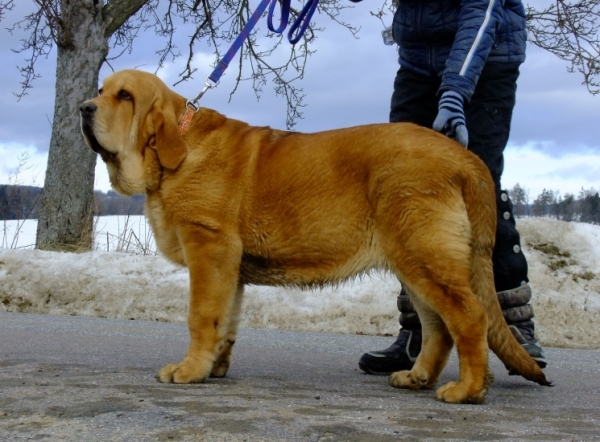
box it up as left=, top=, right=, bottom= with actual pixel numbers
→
left=35, top=1, right=108, bottom=251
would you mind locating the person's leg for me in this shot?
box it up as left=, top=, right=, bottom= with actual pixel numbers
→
left=389, top=67, right=439, bottom=126
left=358, top=67, right=438, bottom=375
left=466, top=62, right=546, bottom=368
left=358, top=290, right=423, bottom=374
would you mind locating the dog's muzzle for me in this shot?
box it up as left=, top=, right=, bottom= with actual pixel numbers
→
left=80, top=101, right=97, bottom=120
left=80, top=101, right=103, bottom=154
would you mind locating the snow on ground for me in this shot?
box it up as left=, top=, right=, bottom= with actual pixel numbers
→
left=1, top=216, right=599, bottom=349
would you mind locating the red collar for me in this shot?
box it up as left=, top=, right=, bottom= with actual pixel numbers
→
left=178, top=105, right=196, bottom=134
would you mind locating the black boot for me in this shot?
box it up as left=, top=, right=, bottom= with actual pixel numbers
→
left=498, top=284, right=547, bottom=370
left=358, top=328, right=422, bottom=375
left=359, top=290, right=422, bottom=375
left=509, top=321, right=546, bottom=369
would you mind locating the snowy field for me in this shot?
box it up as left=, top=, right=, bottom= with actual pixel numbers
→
left=1, top=215, right=599, bottom=350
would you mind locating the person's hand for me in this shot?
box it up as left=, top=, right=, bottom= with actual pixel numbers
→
left=433, top=90, right=468, bottom=147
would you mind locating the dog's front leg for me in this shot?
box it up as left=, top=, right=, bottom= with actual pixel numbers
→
left=210, top=282, right=244, bottom=378
left=158, top=232, right=242, bottom=384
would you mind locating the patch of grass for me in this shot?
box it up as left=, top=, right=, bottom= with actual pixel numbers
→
left=529, top=242, right=576, bottom=273
left=96, top=214, right=157, bottom=255
left=548, top=259, right=569, bottom=271
left=572, top=271, right=596, bottom=283
left=530, top=242, right=571, bottom=258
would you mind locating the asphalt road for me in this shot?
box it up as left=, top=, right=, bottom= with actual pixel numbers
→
left=1, top=312, right=599, bottom=441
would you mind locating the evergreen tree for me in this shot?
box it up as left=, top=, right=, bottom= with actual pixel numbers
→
left=560, top=193, right=576, bottom=222
left=581, top=191, right=600, bottom=224
left=509, top=183, right=529, bottom=217
left=532, top=189, right=556, bottom=217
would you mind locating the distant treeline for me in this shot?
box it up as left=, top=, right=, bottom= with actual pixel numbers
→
left=1, top=184, right=599, bottom=224
left=0, top=185, right=144, bottom=220
left=0, top=185, right=42, bottom=220
left=93, top=190, right=145, bottom=216
left=508, top=184, right=599, bottom=224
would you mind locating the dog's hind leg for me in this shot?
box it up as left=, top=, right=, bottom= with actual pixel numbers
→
left=380, top=200, right=491, bottom=403
left=392, top=275, right=490, bottom=403
left=388, top=291, right=453, bottom=390
left=211, top=283, right=244, bottom=378
left=425, top=284, right=490, bottom=404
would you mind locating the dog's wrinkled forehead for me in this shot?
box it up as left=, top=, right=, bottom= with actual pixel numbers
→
left=100, top=70, right=159, bottom=103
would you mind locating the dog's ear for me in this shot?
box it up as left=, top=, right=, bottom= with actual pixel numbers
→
left=151, top=98, right=187, bottom=170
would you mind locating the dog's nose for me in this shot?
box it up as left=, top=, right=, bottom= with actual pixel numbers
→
left=80, top=101, right=97, bottom=118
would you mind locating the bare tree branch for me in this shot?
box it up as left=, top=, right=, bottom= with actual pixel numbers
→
left=103, top=0, right=149, bottom=38
left=3, top=0, right=362, bottom=126
left=5, top=4, right=54, bottom=100
left=0, top=0, right=15, bottom=21
left=526, top=0, right=600, bottom=95
left=162, top=0, right=359, bottom=128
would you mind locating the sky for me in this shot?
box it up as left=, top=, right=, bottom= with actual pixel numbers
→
left=0, top=1, right=598, bottom=200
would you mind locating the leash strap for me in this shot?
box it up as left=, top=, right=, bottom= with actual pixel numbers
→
left=209, top=0, right=319, bottom=84
left=287, top=0, right=320, bottom=44
left=209, top=0, right=273, bottom=85
left=179, top=0, right=321, bottom=133
left=268, top=0, right=291, bottom=34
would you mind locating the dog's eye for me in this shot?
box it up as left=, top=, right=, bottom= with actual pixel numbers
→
left=118, top=90, right=132, bottom=101
left=98, top=88, right=103, bottom=96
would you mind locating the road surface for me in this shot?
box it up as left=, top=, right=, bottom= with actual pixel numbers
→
left=1, top=312, right=599, bottom=441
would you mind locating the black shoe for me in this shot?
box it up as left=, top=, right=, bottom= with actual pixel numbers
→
left=358, top=329, right=422, bottom=375
left=507, top=321, right=547, bottom=374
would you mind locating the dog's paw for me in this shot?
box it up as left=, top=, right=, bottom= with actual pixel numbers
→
left=210, top=360, right=230, bottom=378
left=157, top=360, right=211, bottom=384
left=389, top=369, right=435, bottom=390
left=210, top=341, right=234, bottom=378
left=436, top=381, right=487, bottom=404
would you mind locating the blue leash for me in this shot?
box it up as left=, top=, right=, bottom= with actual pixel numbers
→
left=184, top=0, right=320, bottom=113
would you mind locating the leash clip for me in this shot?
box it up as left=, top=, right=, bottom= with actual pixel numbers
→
left=180, top=78, right=218, bottom=134
left=186, top=78, right=218, bottom=111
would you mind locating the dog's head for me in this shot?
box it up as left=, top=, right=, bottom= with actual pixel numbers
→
left=80, top=70, right=188, bottom=195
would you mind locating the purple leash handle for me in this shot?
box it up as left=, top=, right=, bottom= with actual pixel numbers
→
left=188, top=0, right=320, bottom=109
left=287, top=0, right=320, bottom=44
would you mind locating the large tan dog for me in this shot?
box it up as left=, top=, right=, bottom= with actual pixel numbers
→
left=80, top=69, right=549, bottom=403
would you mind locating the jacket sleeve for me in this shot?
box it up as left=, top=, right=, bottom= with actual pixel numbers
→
left=439, top=0, right=504, bottom=101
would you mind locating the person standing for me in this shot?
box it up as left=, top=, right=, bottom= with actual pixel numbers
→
left=357, top=0, right=547, bottom=375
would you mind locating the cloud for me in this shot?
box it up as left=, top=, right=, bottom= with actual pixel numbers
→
left=0, top=16, right=57, bottom=155
left=511, top=44, right=599, bottom=154
left=503, top=144, right=600, bottom=197
left=0, top=143, right=47, bottom=188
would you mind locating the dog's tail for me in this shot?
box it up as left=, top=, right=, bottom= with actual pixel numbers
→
left=461, top=165, right=551, bottom=387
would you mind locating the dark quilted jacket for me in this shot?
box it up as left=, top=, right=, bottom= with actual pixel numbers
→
left=391, top=0, right=527, bottom=101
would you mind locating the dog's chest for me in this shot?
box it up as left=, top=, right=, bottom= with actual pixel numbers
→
left=144, top=197, right=185, bottom=266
